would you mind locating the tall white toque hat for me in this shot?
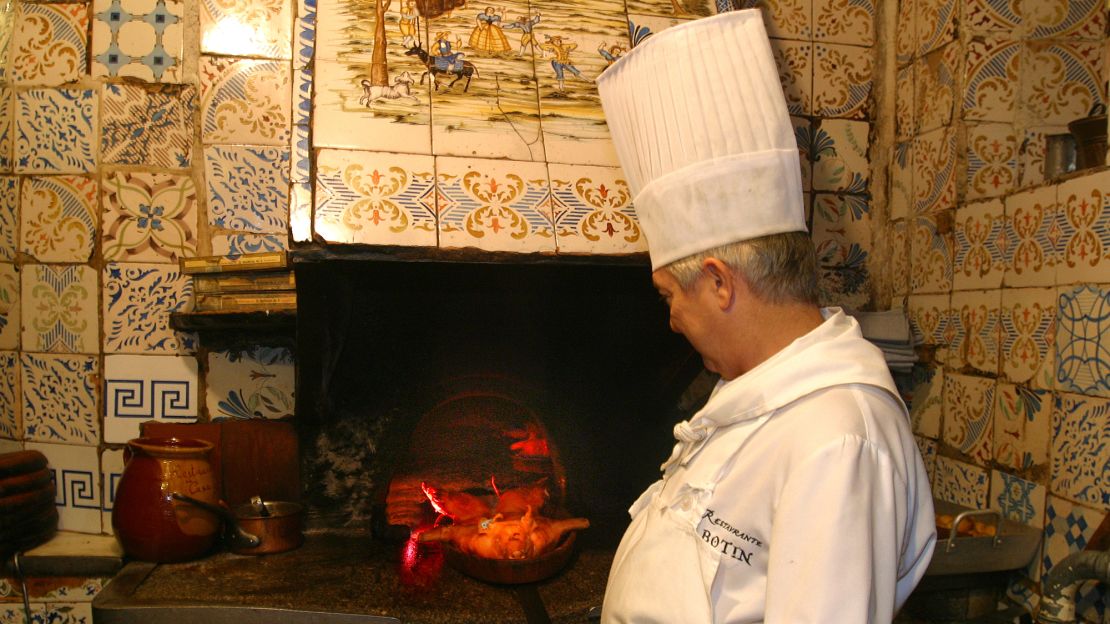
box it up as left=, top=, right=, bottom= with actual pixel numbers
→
left=596, top=10, right=806, bottom=271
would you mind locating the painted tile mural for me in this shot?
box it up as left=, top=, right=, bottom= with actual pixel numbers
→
left=206, top=347, right=295, bottom=420
left=91, top=0, right=185, bottom=82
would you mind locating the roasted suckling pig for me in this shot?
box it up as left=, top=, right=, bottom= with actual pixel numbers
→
left=417, top=505, right=589, bottom=559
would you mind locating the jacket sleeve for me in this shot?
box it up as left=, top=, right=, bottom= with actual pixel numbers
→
left=762, top=434, right=906, bottom=623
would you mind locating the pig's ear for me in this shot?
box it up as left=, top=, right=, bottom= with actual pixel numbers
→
left=522, top=506, right=535, bottom=529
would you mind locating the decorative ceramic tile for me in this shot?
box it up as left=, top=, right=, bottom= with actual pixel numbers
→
left=311, top=59, right=431, bottom=155
left=908, top=365, right=942, bottom=438
left=913, top=42, right=957, bottom=134
left=964, top=0, right=1021, bottom=33
left=1000, top=287, right=1056, bottom=389
left=1042, top=496, right=1107, bottom=619
left=915, top=0, right=956, bottom=56
left=21, top=354, right=98, bottom=445
left=1055, top=171, right=1110, bottom=285
left=993, top=383, right=1051, bottom=474
left=0, top=177, right=18, bottom=259
left=0, top=263, right=19, bottom=351
left=791, top=116, right=812, bottom=191
left=1023, top=41, right=1105, bottom=127
left=907, top=293, right=950, bottom=348
left=1056, top=285, right=1110, bottom=398
left=101, top=448, right=124, bottom=534
left=0, top=1, right=13, bottom=83
left=0, top=86, right=12, bottom=172
left=289, top=124, right=310, bottom=186
left=890, top=143, right=913, bottom=220
left=990, top=470, right=1045, bottom=528
left=204, top=145, right=290, bottom=234
left=734, top=0, right=811, bottom=40
left=813, top=42, right=871, bottom=119
left=966, top=123, right=1017, bottom=200
left=626, top=14, right=690, bottom=50
left=811, top=120, right=868, bottom=193
left=910, top=212, right=953, bottom=294
left=0, top=603, right=95, bottom=623
left=953, top=198, right=1005, bottom=290
left=101, top=83, right=195, bottom=169
left=952, top=289, right=1002, bottom=373
left=200, top=56, right=292, bottom=146
left=211, top=234, right=288, bottom=256
left=1026, top=0, right=1106, bottom=39
left=201, top=0, right=292, bottom=59
left=102, top=263, right=196, bottom=354
left=913, top=126, right=957, bottom=214
left=771, top=39, right=813, bottom=116
left=103, top=354, right=198, bottom=444
left=812, top=193, right=872, bottom=310
left=292, top=69, right=312, bottom=129
left=102, top=171, right=198, bottom=263
left=888, top=219, right=911, bottom=296
left=15, top=89, right=97, bottom=174
left=289, top=181, right=313, bottom=243
left=437, top=156, right=553, bottom=253
left=20, top=264, right=99, bottom=354
left=314, top=149, right=436, bottom=246
left=12, top=3, right=88, bottom=85
left=1050, top=387, right=1108, bottom=515
left=895, top=65, right=914, bottom=142
left=206, top=347, right=295, bottom=420
left=812, top=0, right=873, bottom=45
left=626, top=0, right=718, bottom=20
left=294, top=0, right=316, bottom=70
left=916, top=436, right=937, bottom=481
left=943, top=373, right=995, bottom=464
left=20, top=176, right=98, bottom=263
left=933, top=455, right=989, bottom=509
left=549, top=163, right=644, bottom=256
left=26, top=441, right=101, bottom=534
left=1003, top=184, right=1057, bottom=288
left=963, top=37, right=1019, bottom=122
left=91, top=0, right=185, bottom=82
left=0, top=351, right=18, bottom=440
left=1017, top=127, right=1051, bottom=190
left=895, top=0, right=915, bottom=67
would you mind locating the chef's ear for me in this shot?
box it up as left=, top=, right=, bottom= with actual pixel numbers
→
left=701, top=258, right=735, bottom=310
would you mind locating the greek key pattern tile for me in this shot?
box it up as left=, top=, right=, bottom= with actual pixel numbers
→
left=0, top=351, right=18, bottom=439
left=1050, top=393, right=1109, bottom=508
left=20, top=264, right=98, bottom=354
left=204, top=145, right=290, bottom=234
left=550, top=163, right=643, bottom=256
left=104, top=354, right=198, bottom=443
left=12, top=2, right=88, bottom=85
left=102, top=171, right=198, bottom=262
left=993, top=383, right=1051, bottom=473
left=101, top=83, right=195, bottom=168
left=15, top=89, right=97, bottom=174
left=21, top=353, right=98, bottom=445
left=20, top=175, right=97, bottom=263
left=1055, top=285, right=1110, bottom=397
left=26, top=441, right=101, bottom=533
left=91, top=0, right=185, bottom=82
left=0, top=263, right=19, bottom=351
left=103, top=263, right=196, bottom=354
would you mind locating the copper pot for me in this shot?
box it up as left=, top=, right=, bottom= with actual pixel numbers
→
left=172, top=493, right=304, bottom=555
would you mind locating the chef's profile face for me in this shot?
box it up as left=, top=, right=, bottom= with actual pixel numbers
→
left=652, top=267, right=721, bottom=375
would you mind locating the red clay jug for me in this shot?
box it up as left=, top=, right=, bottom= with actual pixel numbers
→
left=112, top=437, right=220, bottom=563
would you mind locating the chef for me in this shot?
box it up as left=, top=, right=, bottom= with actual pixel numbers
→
left=595, top=10, right=936, bottom=623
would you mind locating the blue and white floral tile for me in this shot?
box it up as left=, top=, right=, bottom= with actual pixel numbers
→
left=1051, top=392, right=1109, bottom=509
left=1003, top=184, right=1058, bottom=288
left=1044, top=496, right=1109, bottom=621
left=103, top=354, right=198, bottom=444
left=771, top=40, right=813, bottom=116
left=967, top=123, right=1017, bottom=200
left=0, top=351, right=19, bottom=440
left=953, top=198, right=1005, bottom=291
left=20, top=176, right=98, bottom=263
left=813, top=42, right=871, bottom=119
left=291, top=123, right=310, bottom=184
left=909, top=365, right=943, bottom=439
left=91, top=0, right=185, bottom=82
left=1054, top=170, right=1110, bottom=286
left=943, top=373, right=996, bottom=465
left=1000, top=287, right=1056, bottom=390
left=102, top=171, right=198, bottom=263
left=933, top=454, right=989, bottom=509
left=812, top=193, right=872, bottom=310
left=437, top=156, right=554, bottom=253
left=890, top=143, right=913, bottom=220
left=21, top=354, right=98, bottom=445
left=0, top=177, right=17, bottom=260
left=813, top=0, right=873, bottom=45
left=20, top=264, right=99, bottom=354
left=0, top=263, right=19, bottom=351
left=211, top=233, right=288, bottom=256
left=11, top=2, right=88, bottom=86
left=201, top=0, right=293, bottom=60
left=206, top=347, right=294, bottom=420
left=990, top=469, right=1046, bottom=528
left=200, top=56, right=292, bottom=147
left=1022, top=41, right=1104, bottom=128
left=549, top=163, right=644, bottom=256
left=204, top=145, right=290, bottom=234
left=734, top=0, right=811, bottom=40
left=811, top=119, right=869, bottom=193
left=0, top=602, right=94, bottom=623
left=102, top=263, right=196, bottom=354
left=294, top=0, right=316, bottom=70
left=910, top=212, right=954, bottom=294
left=1055, top=284, right=1110, bottom=398
left=15, top=89, right=97, bottom=174
left=315, top=149, right=436, bottom=247
left=915, top=0, right=956, bottom=57
left=993, top=383, right=1051, bottom=474
left=950, top=289, right=1001, bottom=375
left=101, top=83, right=195, bottom=169
left=0, top=86, right=12, bottom=172
left=101, top=448, right=124, bottom=534
left=25, top=441, right=101, bottom=534
left=289, top=181, right=312, bottom=243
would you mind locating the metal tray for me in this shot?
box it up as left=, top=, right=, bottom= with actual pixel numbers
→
left=925, top=500, right=1042, bottom=576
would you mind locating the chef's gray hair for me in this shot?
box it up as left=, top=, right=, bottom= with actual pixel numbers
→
left=663, top=231, right=820, bottom=305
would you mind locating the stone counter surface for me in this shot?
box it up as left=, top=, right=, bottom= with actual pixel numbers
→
left=94, top=529, right=611, bottom=624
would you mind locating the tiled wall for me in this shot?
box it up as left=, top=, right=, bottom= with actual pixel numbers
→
left=886, top=0, right=1109, bottom=620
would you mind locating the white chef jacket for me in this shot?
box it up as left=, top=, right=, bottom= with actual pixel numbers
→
left=602, top=308, right=936, bottom=623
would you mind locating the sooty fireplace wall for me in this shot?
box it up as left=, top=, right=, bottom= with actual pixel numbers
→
left=294, top=257, right=703, bottom=548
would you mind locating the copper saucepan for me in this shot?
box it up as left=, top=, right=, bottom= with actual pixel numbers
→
left=171, top=493, right=304, bottom=555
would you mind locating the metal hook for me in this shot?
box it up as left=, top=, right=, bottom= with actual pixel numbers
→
left=11, top=552, right=32, bottom=624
